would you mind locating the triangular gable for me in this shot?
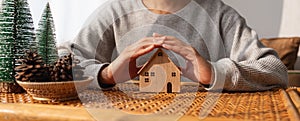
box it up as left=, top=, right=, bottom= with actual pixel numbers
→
left=137, top=48, right=181, bottom=74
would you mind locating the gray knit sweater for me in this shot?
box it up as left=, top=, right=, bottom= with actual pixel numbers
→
left=65, top=0, right=288, bottom=91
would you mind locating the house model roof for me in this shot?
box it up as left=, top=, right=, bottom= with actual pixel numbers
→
left=137, top=48, right=181, bottom=74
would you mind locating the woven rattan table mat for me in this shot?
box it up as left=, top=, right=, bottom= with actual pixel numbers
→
left=0, top=93, right=82, bottom=107
left=78, top=83, right=299, bottom=120
left=1, top=83, right=299, bottom=120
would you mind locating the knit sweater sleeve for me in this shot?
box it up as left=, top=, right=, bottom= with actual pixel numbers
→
left=207, top=12, right=288, bottom=91
left=61, top=2, right=117, bottom=89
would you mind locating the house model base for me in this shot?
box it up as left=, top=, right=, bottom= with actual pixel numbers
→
left=138, top=48, right=181, bottom=93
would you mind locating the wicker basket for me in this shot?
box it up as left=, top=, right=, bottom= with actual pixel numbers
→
left=0, top=82, right=25, bottom=93
left=17, top=76, right=93, bottom=101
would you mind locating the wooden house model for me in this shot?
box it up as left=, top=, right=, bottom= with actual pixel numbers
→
left=138, top=48, right=181, bottom=93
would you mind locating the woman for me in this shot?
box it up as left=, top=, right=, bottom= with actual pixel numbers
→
left=67, top=0, right=288, bottom=91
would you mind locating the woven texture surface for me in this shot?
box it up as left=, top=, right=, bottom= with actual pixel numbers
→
left=0, top=82, right=25, bottom=93
left=0, top=93, right=82, bottom=107
left=1, top=83, right=299, bottom=120
left=16, top=77, right=92, bottom=101
left=79, top=83, right=295, bottom=120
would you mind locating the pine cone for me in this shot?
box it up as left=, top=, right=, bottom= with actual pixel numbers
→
left=49, top=54, right=85, bottom=81
left=15, top=50, right=50, bottom=82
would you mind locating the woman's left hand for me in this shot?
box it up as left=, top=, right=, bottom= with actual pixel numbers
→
left=153, top=33, right=212, bottom=85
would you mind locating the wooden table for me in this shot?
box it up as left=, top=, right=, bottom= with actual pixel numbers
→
left=0, top=82, right=299, bottom=121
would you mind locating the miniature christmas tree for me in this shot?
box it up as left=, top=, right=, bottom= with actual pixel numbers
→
left=36, top=3, right=58, bottom=65
left=0, top=0, right=35, bottom=92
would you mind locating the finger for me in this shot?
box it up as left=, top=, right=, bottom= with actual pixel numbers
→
left=164, top=36, right=177, bottom=40
left=139, top=37, right=164, bottom=46
left=163, top=36, right=187, bottom=46
left=161, top=36, right=187, bottom=51
left=129, top=37, right=165, bottom=59
left=162, top=44, right=182, bottom=52
left=152, top=33, right=167, bottom=44
left=137, top=37, right=162, bottom=43
left=153, top=33, right=164, bottom=37
left=137, top=37, right=154, bottom=43
left=162, top=42, right=196, bottom=61
left=161, top=39, right=177, bottom=46
left=161, top=36, right=191, bottom=53
left=132, top=44, right=156, bottom=59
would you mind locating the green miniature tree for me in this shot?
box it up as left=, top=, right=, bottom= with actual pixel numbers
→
left=0, top=0, right=35, bottom=92
left=36, top=3, right=58, bottom=65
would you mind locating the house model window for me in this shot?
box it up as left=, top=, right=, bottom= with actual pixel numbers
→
left=138, top=48, right=181, bottom=93
left=172, top=72, right=176, bottom=77
left=158, top=52, right=163, bottom=56
left=150, top=72, right=155, bottom=76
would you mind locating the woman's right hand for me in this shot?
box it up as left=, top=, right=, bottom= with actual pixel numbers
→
left=99, top=36, right=166, bottom=84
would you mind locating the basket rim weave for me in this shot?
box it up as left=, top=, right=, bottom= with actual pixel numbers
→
left=16, top=76, right=93, bottom=85
left=16, top=76, right=93, bottom=101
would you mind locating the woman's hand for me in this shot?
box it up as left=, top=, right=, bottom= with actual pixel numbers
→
left=100, top=36, right=165, bottom=84
left=153, top=33, right=212, bottom=85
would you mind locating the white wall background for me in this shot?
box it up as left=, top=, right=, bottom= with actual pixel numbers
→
left=223, top=0, right=283, bottom=39
left=279, top=0, right=300, bottom=37
left=27, top=0, right=105, bottom=45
